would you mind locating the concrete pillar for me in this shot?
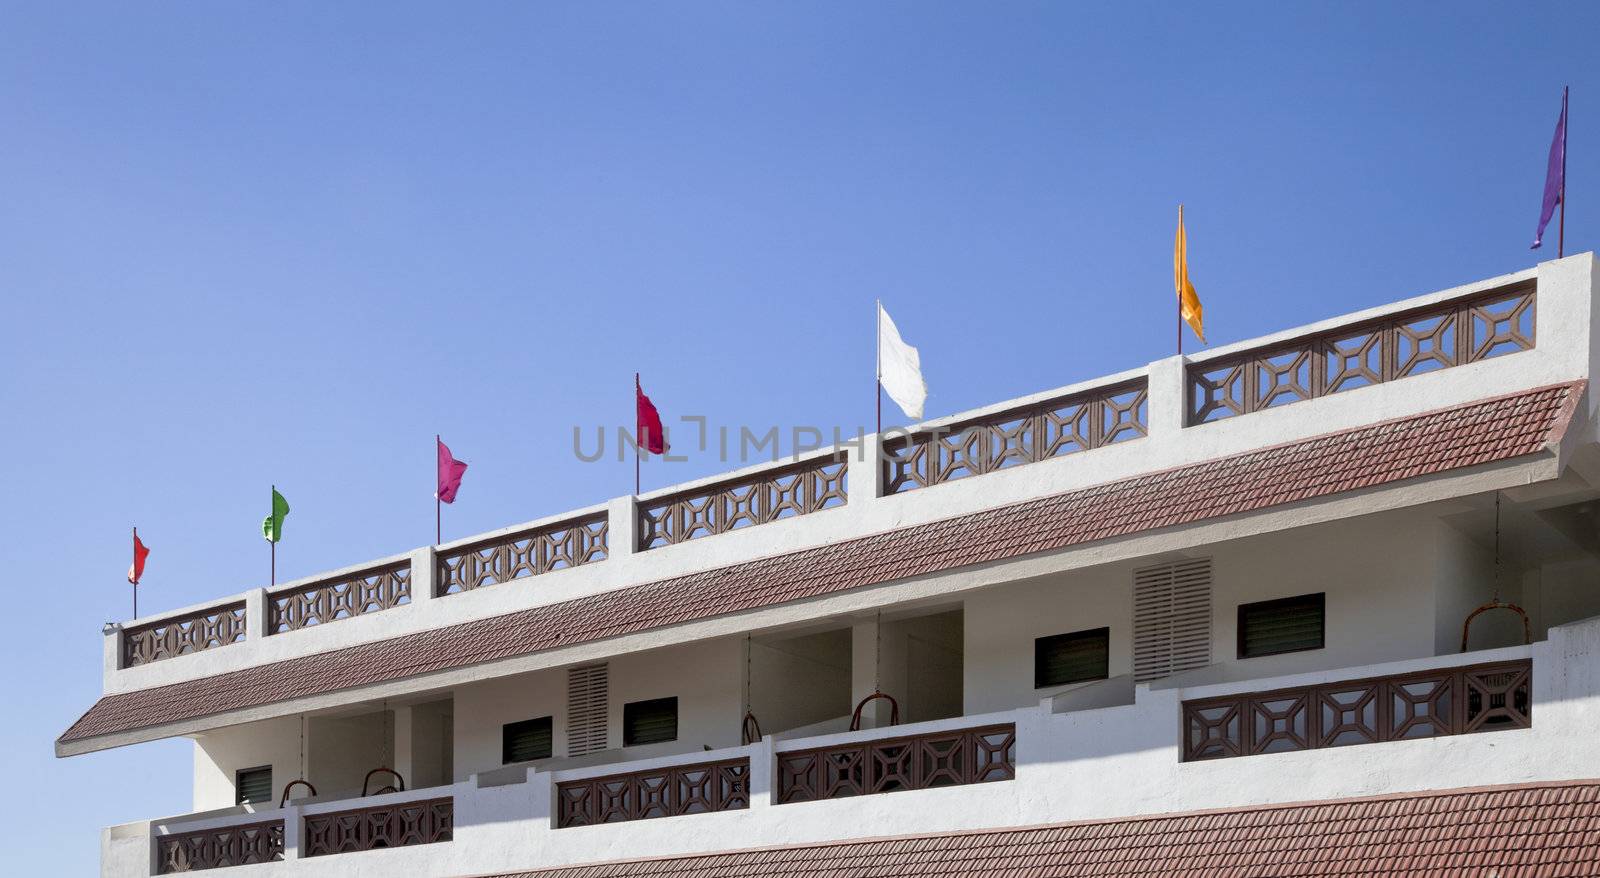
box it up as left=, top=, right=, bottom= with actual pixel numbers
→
left=392, top=704, right=415, bottom=785
left=408, top=546, right=437, bottom=603
left=848, top=431, right=885, bottom=502
left=747, top=735, right=775, bottom=809
left=281, top=805, right=301, bottom=860
left=1146, top=355, right=1188, bottom=438
left=102, top=622, right=123, bottom=674
left=607, top=495, right=639, bottom=557
left=244, top=589, right=268, bottom=641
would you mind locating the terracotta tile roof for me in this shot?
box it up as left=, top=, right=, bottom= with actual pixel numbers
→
left=495, top=780, right=1600, bottom=877
left=57, top=382, right=1583, bottom=749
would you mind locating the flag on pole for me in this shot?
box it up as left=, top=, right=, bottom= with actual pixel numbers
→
left=437, top=438, right=468, bottom=504
left=262, top=488, right=290, bottom=543
left=1532, top=88, right=1568, bottom=250
left=877, top=302, right=927, bottom=420
left=127, top=530, right=150, bottom=585
left=1175, top=205, right=1205, bottom=344
left=636, top=376, right=669, bottom=455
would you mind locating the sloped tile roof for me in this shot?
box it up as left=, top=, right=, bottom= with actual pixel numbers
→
left=498, top=780, right=1600, bottom=877
left=58, top=382, right=1583, bottom=749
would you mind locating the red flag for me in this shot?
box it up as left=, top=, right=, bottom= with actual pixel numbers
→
left=635, top=374, right=669, bottom=455
left=436, top=437, right=468, bottom=504
left=127, top=529, right=150, bottom=585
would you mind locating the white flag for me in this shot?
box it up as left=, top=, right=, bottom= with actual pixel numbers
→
left=877, top=302, right=927, bottom=421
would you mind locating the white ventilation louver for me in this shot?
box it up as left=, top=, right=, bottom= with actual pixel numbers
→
left=566, top=663, right=609, bottom=756
left=1133, top=558, right=1212, bottom=683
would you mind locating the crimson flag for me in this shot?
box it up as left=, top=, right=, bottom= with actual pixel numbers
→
left=127, top=529, right=150, bottom=585
left=635, top=374, right=669, bottom=455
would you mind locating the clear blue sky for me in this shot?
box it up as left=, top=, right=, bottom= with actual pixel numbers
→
left=0, top=2, right=1591, bottom=870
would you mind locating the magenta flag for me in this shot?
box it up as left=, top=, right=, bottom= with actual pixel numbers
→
left=437, top=437, right=468, bottom=504
left=1533, top=88, right=1568, bottom=250
left=635, top=374, right=669, bottom=455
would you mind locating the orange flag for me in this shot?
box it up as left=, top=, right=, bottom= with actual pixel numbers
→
left=1174, top=205, right=1205, bottom=344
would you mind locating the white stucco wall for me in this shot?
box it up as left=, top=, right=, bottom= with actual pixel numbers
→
left=192, top=716, right=303, bottom=813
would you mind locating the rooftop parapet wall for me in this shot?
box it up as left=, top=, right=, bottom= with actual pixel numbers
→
left=94, top=255, right=1597, bottom=700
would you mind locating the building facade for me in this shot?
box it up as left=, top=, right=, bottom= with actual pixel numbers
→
left=61, top=254, right=1600, bottom=876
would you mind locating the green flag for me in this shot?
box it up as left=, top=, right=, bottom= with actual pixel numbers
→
left=262, top=488, right=289, bottom=543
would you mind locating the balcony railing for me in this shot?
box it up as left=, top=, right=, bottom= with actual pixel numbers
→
left=156, top=819, right=284, bottom=873
left=1180, top=658, right=1532, bottom=761
left=301, top=796, right=453, bottom=856
left=1187, top=281, right=1536, bottom=424
left=123, top=601, right=247, bottom=668
left=638, top=453, right=848, bottom=550
left=881, top=379, right=1147, bottom=495
left=267, top=560, right=412, bottom=634
left=776, top=722, right=1016, bottom=803
left=555, top=756, right=751, bottom=827
left=436, top=512, right=609, bottom=596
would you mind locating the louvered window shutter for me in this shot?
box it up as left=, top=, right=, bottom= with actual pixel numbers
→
left=1238, top=592, right=1325, bottom=659
left=502, top=716, right=554, bottom=764
left=623, top=697, right=679, bottom=746
left=235, top=765, right=272, bottom=806
left=566, top=663, right=609, bottom=756
left=1133, top=558, right=1212, bottom=683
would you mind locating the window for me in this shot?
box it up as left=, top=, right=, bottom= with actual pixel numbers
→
left=1034, top=627, right=1110, bottom=688
left=567, top=663, right=609, bottom=756
left=1238, top=592, right=1325, bottom=659
left=623, top=696, right=678, bottom=746
left=1132, top=558, right=1212, bottom=682
left=502, top=716, right=553, bottom=764
left=235, top=765, right=272, bottom=806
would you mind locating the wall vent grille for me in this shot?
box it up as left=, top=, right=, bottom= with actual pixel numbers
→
left=1133, top=558, right=1212, bottom=683
left=566, top=663, right=610, bottom=756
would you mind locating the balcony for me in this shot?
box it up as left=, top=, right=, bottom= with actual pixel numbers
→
left=105, top=612, right=1600, bottom=877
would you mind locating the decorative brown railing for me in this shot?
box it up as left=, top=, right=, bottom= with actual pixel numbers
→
left=1181, top=658, right=1531, bottom=762
left=123, top=601, right=248, bottom=668
left=437, top=513, right=609, bottom=596
left=881, top=380, right=1147, bottom=495
left=267, top=560, right=412, bottom=634
left=156, top=819, right=284, bottom=873
left=302, top=797, right=453, bottom=856
left=1188, top=282, right=1536, bottom=425
left=556, top=757, right=750, bottom=827
left=638, top=454, right=848, bottom=550
left=776, top=723, right=1016, bottom=804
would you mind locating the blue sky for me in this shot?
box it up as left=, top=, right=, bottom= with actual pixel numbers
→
left=0, top=2, right=1592, bottom=870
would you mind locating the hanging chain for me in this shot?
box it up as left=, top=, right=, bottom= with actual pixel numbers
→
left=1492, top=492, right=1503, bottom=602
left=874, top=611, right=882, bottom=693
left=743, top=634, right=751, bottom=715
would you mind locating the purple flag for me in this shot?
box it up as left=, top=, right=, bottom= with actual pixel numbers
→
left=437, top=437, right=468, bottom=504
left=1532, top=89, right=1567, bottom=250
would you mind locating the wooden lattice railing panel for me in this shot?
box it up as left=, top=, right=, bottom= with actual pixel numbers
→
left=268, top=560, right=412, bottom=634
left=123, top=601, right=247, bottom=668
left=776, top=723, right=1016, bottom=804
left=1180, top=658, right=1531, bottom=762
left=302, top=797, right=453, bottom=856
left=437, top=513, right=609, bottom=596
left=881, top=380, right=1147, bottom=495
left=555, top=757, right=750, bottom=827
left=1188, top=282, right=1535, bottom=424
left=155, top=819, right=284, bottom=873
left=638, top=455, right=847, bottom=550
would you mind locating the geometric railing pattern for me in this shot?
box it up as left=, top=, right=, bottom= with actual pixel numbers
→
left=555, top=757, right=750, bottom=827
left=1188, top=282, right=1535, bottom=424
left=302, top=797, right=453, bottom=857
left=155, top=819, right=285, bottom=873
left=638, top=455, right=847, bottom=550
left=776, top=723, right=1016, bottom=804
left=267, top=560, right=412, bottom=634
left=122, top=601, right=248, bottom=668
left=881, top=380, right=1147, bottom=495
left=1180, top=659, right=1532, bottom=762
left=436, top=513, right=609, bottom=596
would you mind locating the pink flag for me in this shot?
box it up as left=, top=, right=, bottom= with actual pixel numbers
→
left=636, top=375, right=669, bottom=455
left=437, top=437, right=468, bottom=504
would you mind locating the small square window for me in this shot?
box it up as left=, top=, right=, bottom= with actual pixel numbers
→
left=1034, top=627, right=1110, bottom=688
left=1238, top=593, right=1325, bottom=659
left=623, top=697, right=678, bottom=747
left=502, top=716, right=553, bottom=764
left=236, top=765, right=272, bottom=806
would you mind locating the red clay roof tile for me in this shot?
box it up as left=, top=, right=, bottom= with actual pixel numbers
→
left=58, top=383, right=1582, bottom=748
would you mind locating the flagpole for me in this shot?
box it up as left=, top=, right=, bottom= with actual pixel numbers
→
left=1560, top=85, right=1569, bottom=258
left=435, top=434, right=442, bottom=546
left=131, top=526, right=138, bottom=619
left=1177, top=205, right=1184, bottom=358
left=634, top=373, right=642, bottom=497
left=875, top=300, right=882, bottom=436
left=270, top=484, right=277, bottom=587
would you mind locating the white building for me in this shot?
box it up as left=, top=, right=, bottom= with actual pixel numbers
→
left=61, top=254, right=1600, bottom=876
